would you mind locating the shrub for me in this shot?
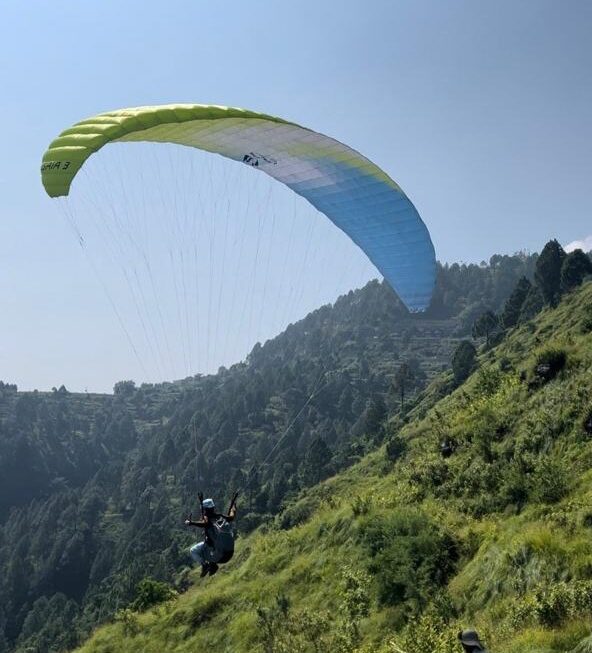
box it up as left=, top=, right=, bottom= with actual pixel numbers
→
left=531, top=347, right=567, bottom=385
left=278, top=501, right=315, bottom=530
left=130, top=578, right=176, bottom=612
left=115, top=608, right=140, bottom=636
left=360, top=510, right=458, bottom=610
left=508, top=581, right=592, bottom=630
left=536, top=581, right=592, bottom=627
left=528, top=457, right=570, bottom=504
left=385, top=433, right=406, bottom=462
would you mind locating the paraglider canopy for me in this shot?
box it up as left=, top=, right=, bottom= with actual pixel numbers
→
left=41, top=104, right=436, bottom=312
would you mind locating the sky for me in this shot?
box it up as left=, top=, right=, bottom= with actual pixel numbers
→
left=0, top=0, right=591, bottom=392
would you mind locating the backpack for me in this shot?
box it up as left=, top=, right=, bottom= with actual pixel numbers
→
left=205, top=515, right=235, bottom=562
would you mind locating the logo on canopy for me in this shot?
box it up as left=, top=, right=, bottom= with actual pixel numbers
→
left=242, top=152, right=277, bottom=167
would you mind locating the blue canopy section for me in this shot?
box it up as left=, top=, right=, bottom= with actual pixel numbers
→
left=287, top=163, right=435, bottom=312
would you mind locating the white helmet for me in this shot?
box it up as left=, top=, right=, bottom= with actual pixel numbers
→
left=202, top=498, right=215, bottom=509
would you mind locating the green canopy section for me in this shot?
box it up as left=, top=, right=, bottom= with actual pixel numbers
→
left=41, top=104, right=292, bottom=198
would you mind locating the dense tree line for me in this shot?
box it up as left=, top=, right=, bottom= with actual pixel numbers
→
left=466, top=241, right=592, bottom=356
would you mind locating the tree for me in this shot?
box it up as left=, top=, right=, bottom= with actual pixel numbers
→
left=301, top=437, right=332, bottom=486
left=519, top=284, right=544, bottom=323
left=392, top=363, right=414, bottom=410
left=114, top=380, right=136, bottom=397
left=501, top=277, right=532, bottom=328
left=364, top=397, right=387, bottom=436
left=452, top=340, right=477, bottom=385
left=471, top=311, right=499, bottom=346
left=561, top=249, right=592, bottom=292
left=535, top=239, right=566, bottom=306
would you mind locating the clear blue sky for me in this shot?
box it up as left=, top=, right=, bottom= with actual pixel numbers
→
left=1, top=1, right=591, bottom=392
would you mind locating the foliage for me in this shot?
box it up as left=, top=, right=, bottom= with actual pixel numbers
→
left=501, top=276, right=532, bottom=328
left=472, top=310, right=499, bottom=346
left=532, top=346, right=567, bottom=385
left=130, top=578, right=176, bottom=612
left=561, top=249, right=592, bottom=293
left=360, top=509, right=458, bottom=611
left=385, top=432, right=406, bottom=462
left=451, top=340, right=477, bottom=385
left=254, top=568, right=370, bottom=653
left=114, top=609, right=140, bottom=637
left=535, top=239, right=566, bottom=306
left=519, top=283, right=545, bottom=323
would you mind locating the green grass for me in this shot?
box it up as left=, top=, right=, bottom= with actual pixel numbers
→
left=75, top=282, right=592, bottom=653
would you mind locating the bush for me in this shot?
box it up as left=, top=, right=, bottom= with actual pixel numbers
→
left=385, top=433, right=406, bottom=462
left=130, top=578, right=175, bottom=612
left=278, top=501, right=315, bottom=530
left=508, top=581, right=592, bottom=630
left=360, top=510, right=458, bottom=610
left=529, top=457, right=570, bottom=504
left=536, top=581, right=592, bottom=627
left=531, top=347, right=567, bottom=385
left=115, top=608, right=140, bottom=636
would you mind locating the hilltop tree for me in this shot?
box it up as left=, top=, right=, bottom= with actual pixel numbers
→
left=535, top=239, right=566, bottom=306
left=561, top=249, right=592, bottom=292
left=113, top=380, right=136, bottom=397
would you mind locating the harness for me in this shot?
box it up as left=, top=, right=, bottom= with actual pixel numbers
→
left=201, top=513, right=234, bottom=563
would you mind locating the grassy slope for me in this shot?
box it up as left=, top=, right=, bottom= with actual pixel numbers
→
left=76, top=283, right=592, bottom=653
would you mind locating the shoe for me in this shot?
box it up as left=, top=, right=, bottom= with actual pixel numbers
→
left=200, top=564, right=210, bottom=578
left=208, top=563, right=219, bottom=576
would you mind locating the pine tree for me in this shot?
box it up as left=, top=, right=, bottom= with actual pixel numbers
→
left=561, top=249, right=592, bottom=292
left=364, top=397, right=387, bottom=435
left=535, top=239, right=566, bottom=306
left=452, top=340, right=477, bottom=385
left=501, top=277, right=532, bottom=328
left=301, top=437, right=331, bottom=486
left=471, top=311, right=499, bottom=346
left=519, top=284, right=545, bottom=323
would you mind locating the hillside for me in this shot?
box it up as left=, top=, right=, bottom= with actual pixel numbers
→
left=0, top=251, right=547, bottom=653
left=71, top=281, right=592, bottom=653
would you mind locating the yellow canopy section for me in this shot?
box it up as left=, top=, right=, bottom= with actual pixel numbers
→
left=41, top=104, right=292, bottom=197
